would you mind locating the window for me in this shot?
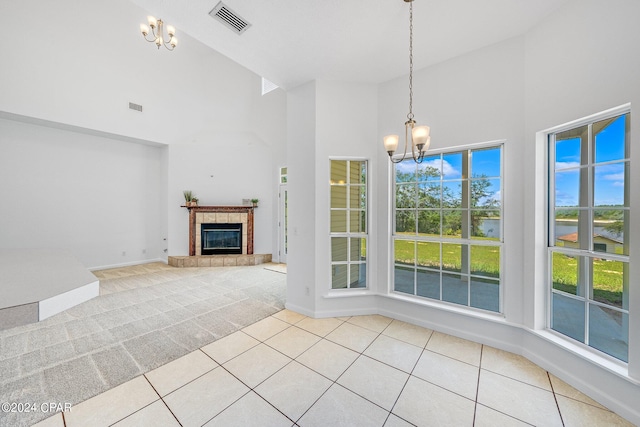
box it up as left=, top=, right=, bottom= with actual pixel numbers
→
left=330, top=160, right=367, bottom=289
left=548, top=111, right=630, bottom=362
left=393, top=145, right=503, bottom=312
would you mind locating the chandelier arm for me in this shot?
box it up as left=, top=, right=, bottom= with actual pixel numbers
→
left=389, top=155, right=405, bottom=164
left=143, top=27, right=158, bottom=43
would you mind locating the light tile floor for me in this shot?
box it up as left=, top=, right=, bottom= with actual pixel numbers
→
left=0, top=263, right=286, bottom=426
left=34, top=311, right=634, bottom=427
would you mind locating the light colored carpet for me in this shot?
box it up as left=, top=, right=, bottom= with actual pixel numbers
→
left=0, top=262, right=286, bottom=427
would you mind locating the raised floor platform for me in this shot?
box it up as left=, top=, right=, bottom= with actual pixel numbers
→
left=168, top=253, right=272, bottom=268
left=0, top=249, right=99, bottom=330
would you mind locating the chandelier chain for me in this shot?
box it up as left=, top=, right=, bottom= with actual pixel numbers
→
left=407, top=0, right=414, bottom=121
left=383, top=0, right=429, bottom=165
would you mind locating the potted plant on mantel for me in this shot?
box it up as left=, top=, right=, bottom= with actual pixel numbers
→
left=183, top=190, right=198, bottom=207
left=251, top=198, right=259, bottom=208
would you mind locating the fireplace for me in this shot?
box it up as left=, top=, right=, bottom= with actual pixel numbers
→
left=201, top=223, right=242, bottom=255
left=186, top=205, right=255, bottom=256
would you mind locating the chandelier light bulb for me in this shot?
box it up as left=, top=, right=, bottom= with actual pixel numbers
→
left=167, top=25, right=176, bottom=37
left=140, top=24, right=149, bottom=36
left=412, top=125, right=430, bottom=150
left=147, top=16, right=157, bottom=28
left=384, top=135, right=400, bottom=155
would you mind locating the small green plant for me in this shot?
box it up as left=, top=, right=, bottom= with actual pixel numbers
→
left=183, top=190, right=193, bottom=202
left=251, top=198, right=259, bottom=204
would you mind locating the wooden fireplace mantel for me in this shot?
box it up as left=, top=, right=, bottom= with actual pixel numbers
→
left=184, top=205, right=255, bottom=256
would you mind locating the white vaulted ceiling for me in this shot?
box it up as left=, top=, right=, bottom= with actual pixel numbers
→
left=129, top=0, right=570, bottom=90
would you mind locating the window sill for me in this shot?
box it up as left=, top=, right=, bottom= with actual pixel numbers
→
left=527, top=329, right=636, bottom=384
left=323, top=289, right=376, bottom=299
left=380, top=291, right=508, bottom=324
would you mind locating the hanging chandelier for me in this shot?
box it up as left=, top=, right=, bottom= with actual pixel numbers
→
left=383, top=0, right=430, bottom=164
left=140, top=16, right=178, bottom=51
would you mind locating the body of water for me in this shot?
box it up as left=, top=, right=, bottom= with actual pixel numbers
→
left=479, top=219, right=621, bottom=241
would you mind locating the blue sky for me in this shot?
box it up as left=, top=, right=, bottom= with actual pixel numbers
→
left=555, top=115, right=627, bottom=207
left=396, top=147, right=501, bottom=179
left=395, top=147, right=502, bottom=206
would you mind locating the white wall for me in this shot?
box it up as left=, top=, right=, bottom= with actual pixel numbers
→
left=377, top=35, right=526, bottom=324
left=166, top=127, right=279, bottom=256
left=0, top=0, right=252, bottom=144
left=285, top=80, right=380, bottom=316
left=314, top=81, right=380, bottom=313
left=0, top=118, right=163, bottom=269
left=0, top=0, right=287, bottom=264
left=286, top=81, right=317, bottom=314
left=521, top=0, right=640, bottom=391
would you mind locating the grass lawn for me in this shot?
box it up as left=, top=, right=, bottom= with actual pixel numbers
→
left=552, top=252, right=624, bottom=307
left=394, top=238, right=500, bottom=278
left=394, top=238, right=624, bottom=307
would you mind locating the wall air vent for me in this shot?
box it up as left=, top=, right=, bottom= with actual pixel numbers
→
left=129, top=102, right=143, bottom=112
left=209, top=1, right=251, bottom=34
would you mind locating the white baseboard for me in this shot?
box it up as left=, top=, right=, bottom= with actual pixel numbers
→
left=87, top=258, right=165, bottom=271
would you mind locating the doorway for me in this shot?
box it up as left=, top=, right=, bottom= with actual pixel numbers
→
left=278, top=167, right=288, bottom=263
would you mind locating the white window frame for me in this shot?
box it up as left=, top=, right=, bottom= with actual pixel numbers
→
left=390, top=141, right=504, bottom=313
left=546, top=106, right=631, bottom=363
left=330, top=158, right=368, bottom=291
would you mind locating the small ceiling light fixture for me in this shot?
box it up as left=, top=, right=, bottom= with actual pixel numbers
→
left=140, top=16, right=178, bottom=50
left=384, top=0, right=430, bottom=164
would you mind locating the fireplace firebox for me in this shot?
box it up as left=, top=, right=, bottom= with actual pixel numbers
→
left=201, top=223, right=243, bottom=255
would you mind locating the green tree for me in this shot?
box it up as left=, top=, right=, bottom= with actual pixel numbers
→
left=470, top=175, right=499, bottom=237
left=395, top=168, right=500, bottom=238
left=604, top=220, right=624, bottom=237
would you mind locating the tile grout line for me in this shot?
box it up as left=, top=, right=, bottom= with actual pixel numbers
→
left=141, top=373, right=184, bottom=427
left=291, top=329, right=354, bottom=425
left=472, top=344, right=484, bottom=426
left=482, top=366, right=560, bottom=393
left=241, top=315, right=369, bottom=425
left=548, top=371, right=566, bottom=427
left=380, top=320, right=426, bottom=427
left=203, top=341, right=295, bottom=425
left=195, top=315, right=321, bottom=425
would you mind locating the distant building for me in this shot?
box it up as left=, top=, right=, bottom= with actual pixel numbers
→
left=556, top=232, right=623, bottom=254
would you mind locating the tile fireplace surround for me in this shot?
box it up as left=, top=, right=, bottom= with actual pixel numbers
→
left=168, top=205, right=271, bottom=267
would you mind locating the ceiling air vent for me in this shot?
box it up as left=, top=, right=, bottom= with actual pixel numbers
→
left=209, top=2, right=251, bottom=35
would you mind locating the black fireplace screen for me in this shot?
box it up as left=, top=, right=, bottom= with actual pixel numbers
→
left=201, top=223, right=242, bottom=255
